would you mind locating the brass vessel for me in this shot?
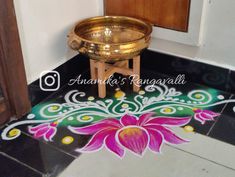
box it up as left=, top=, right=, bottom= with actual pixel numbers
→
left=68, top=16, right=152, bottom=62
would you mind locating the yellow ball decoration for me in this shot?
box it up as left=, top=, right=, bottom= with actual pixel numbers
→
left=52, top=106, right=59, bottom=110
left=114, top=90, right=125, bottom=99
left=8, top=128, right=20, bottom=137
left=62, top=136, right=74, bottom=145
left=184, top=125, right=194, bottom=133
left=195, top=94, right=201, bottom=99
left=164, top=108, right=172, bottom=113
left=82, top=116, right=91, bottom=121
left=88, top=96, right=95, bottom=101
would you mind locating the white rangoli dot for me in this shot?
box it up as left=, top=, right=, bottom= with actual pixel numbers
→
left=57, top=119, right=63, bottom=123
left=233, top=106, right=235, bottom=113
left=58, top=112, right=63, bottom=115
left=193, top=101, right=197, bottom=104
left=69, top=107, right=74, bottom=110
left=27, top=114, right=35, bottom=119
left=187, top=101, right=192, bottom=104
left=63, top=110, right=68, bottom=113
left=68, top=117, right=74, bottom=121
left=138, top=90, right=145, bottom=95
left=180, top=100, right=185, bottom=103
left=178, top=107, right=184, bottom=111
left=122, top=104, right=129, bottom=108
left=88, top=96, right=95, bottom=101
left=217, top=95, right=225, bottom=100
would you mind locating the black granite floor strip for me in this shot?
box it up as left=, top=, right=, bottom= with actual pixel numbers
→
left=21, top=131, right=78, bottom=158
left=0, top=132, right=75, bottom=177
left=206, top=94, right=234, bottom=136
left=141, top=50, right=233, bottom=94
left=208, top=95, right=235, bottom=145
left=0, top=152, right=43, bottom=177
left=29, top=54, right=89, bottom=107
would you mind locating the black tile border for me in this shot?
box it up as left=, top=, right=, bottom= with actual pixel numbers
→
left=28, top=54, right=89, bottom=106
left=28, top=50, right=235, bottom=107
left=227, top=70, right=235, bottom=93
left=208, top=94, right=235, bottom=145
left=141, top=50, right=234, bottom=94
left=0, top=152, right=43, bottom=177
left=0, top=131, right=75, bottom=176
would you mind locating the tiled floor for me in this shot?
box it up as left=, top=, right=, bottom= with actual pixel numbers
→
left=1, top=52, right=235, bottom=177
left=59, top=133, right=235, bottom=177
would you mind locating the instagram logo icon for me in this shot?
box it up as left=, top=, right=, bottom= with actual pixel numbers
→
left=40, top=71, right=60, bottom=91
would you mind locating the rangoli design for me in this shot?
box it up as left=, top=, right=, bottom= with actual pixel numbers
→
left=1, top=84, right=235, bottom=158
left=69, top=113, right=190, bottom=157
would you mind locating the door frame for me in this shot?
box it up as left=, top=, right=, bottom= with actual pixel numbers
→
left=0, top=0, right=31, bottom=123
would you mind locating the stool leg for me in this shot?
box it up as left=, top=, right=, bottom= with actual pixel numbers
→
left=123, top=60, right=129, bottom=69
left=90, top=59, right=97, bottom=80
left=123, top=60, right=129, bottom=76
left=97, top=61, right=106, bottom=98
left=133, top=55, right=140, bottom=92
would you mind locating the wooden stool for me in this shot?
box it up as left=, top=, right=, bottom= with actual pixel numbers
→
left=90, top=56, right=140, bottom=98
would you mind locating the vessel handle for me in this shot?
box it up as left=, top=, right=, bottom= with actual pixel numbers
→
left=67, top=32, right=82, bottom=51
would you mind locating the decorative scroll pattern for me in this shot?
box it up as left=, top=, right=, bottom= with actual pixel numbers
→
left=1, top=84, right=235, bottom=157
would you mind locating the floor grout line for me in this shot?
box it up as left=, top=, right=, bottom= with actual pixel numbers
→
left=167, top=144, right=235, bottom=172
left=22, top=131, right=78, bottom=159
left=0, top=151, right=45, bottom=176
left=206, top=94, right=234, bottom=136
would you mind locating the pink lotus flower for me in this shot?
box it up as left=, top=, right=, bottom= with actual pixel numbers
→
left=193, top=109, right=220, bottom=124
left=28, top=122, right=58, bottom=141
left=69, top=113, right=190, bottom=158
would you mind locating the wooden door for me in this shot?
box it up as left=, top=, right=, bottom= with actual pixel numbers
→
left=0, top=63, right=11, bottom=124
left=104, top=0, right=191, bottom=32
left=0, top=0, right=31, bottom=124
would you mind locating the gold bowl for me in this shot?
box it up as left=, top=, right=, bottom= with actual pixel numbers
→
left=68, top=16, right=152, bottom=62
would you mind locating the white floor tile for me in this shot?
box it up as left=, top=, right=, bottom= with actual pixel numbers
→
left=59, top=138, right=235, bottom=177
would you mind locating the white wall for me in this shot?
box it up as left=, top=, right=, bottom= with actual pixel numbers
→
left=14, top=0, right=101, bottom=83
left=15, top=0, right=235, bottom=84
left=150, top=0, right=235, bottom=70
left=197, top=0, right=235, bottom=69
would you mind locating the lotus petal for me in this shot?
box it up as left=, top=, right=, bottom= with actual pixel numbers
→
left=34, top=126, right=49, bottom=139
left=118, top=127, right=149, bottom=156
left=147, top=129, right=163, bottom=153
left=194, top=114, right=206, bottom=124
left=69, top=118, right=120, bottom=135
left=146, top=117, right=190, bottom=126
left=105, top=132, right=125, bottom=158
left=201, top=112, right=214, bottom=120
left=81, top=129, right=115, bottom=152
left=145, top=125, right=188, bottom=144
left=28, top=124, right=48, bottom=133
left=120, top=114, right=138, bottom=126
left=44, top=127, right=57, bottom=141
left=138, top=112, right=155, bottom=126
